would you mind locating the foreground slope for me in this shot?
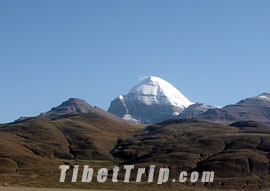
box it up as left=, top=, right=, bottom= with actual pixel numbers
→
left=0, top=111, right=140, bottom=186
left=112, top=119, right=270, bottom=189
left=0, top=98, right=139, bottom=174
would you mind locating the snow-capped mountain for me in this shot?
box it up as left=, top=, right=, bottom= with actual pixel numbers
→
left=108, top=76, right=193, bottom=124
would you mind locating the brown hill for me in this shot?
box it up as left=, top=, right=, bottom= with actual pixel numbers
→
left=15, top=98, right=126, bottom=123
left=112, top=119, right=270, bottom=189
left=0, top=112, right=141, bottom=187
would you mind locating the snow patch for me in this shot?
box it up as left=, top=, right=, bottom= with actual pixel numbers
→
left=118, top=95, right=124, bottom=100
left=173, top=112, right=180, bottom=116
left=122, top=114, right=140, bottom=124
left=257, top=94, right=270, bottom=102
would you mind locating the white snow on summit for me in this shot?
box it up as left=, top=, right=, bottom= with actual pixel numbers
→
left=118, top=95, right=124, bottom=100
left=128, top=76, right=193, bottom=108
left=256, top=94, right=270, bottom=102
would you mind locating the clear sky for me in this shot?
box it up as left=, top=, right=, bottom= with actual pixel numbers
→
left=0, top=0, right=270, bottom=123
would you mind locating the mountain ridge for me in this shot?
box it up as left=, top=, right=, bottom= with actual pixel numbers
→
left=196, top=93, right=270, bottom=125
left=15, top=98, right=125, bottom=123
left=177, top=103, right=217, bottom=119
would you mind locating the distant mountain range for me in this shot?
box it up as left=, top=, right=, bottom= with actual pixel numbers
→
left=195, top=93, right=270, bottom=125
left=13, top=77, right=270, bottom=126
left=107, top=76, right=270, bottom=126
left=177, top=103, right=217, bottom=119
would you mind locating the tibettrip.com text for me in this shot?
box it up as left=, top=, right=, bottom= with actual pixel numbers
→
left=59, top=165, right=214, bottom=184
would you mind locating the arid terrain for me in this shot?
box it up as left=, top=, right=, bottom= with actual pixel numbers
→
left=1, top=109, right=270, bottom=190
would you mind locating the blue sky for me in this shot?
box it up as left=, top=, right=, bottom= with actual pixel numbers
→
left=0, top=0, right=270, bottom=123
